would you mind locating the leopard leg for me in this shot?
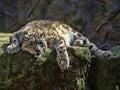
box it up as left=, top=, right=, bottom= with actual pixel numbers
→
left=7, top=36, right=20, bottom=54
left=74, top=33, right=112, bottom=58
left=52, top=36, right=69, bottom=72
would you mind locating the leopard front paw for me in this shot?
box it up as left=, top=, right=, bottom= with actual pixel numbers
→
left=7, top=44, right=20, bottom=54
left=57, top=56, right=70, bottom=72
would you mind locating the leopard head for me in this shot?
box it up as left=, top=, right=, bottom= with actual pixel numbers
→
left=21, top=32, right=47, bottom=57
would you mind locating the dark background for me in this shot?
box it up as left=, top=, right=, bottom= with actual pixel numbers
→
left=0, top=0, right=120, bottom=49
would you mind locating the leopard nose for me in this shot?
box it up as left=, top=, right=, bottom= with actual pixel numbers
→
left=35, top=50, right=41, bottom=53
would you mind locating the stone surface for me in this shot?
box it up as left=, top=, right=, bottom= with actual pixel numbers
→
left=88, top=45, right=120, bottom=90
left=0, top=33, right=120, bottom=90
left=0, top=0, right=120, bottom=49
left=0, top=46, right=91, bottom=90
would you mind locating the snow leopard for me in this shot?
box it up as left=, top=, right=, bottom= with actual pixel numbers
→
left=6, top=20, right=112, bottom=71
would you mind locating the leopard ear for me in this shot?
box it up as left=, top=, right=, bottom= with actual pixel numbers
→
left=39, top=32, right=45, bottom=38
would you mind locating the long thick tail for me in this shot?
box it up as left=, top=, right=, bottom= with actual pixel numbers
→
left=73, top=33, right=112, bottom=58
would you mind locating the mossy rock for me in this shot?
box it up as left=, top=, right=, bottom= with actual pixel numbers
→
left=1, top=33, right=120, bottom=90
left=0, top=48, right=91, bottom=90
left=0, top=38, right=91, bottom=90
left=88, top=45, right=120, bottom=90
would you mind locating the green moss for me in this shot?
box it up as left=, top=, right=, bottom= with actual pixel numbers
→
left=0, top=33, right=11, bottom=54
left=110, top=45, right=120, bottom=58
left=0, top=47, right=90, bottom=90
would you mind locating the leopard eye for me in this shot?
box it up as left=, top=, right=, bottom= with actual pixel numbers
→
left=39, top=41, right=43, bottom=45
left=41, top=44, right=44, bottom=47
left=39, top=42, right=44, bottom=47
left=29, top=42, right=34, bottom=46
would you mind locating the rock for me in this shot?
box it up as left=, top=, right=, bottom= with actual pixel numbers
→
left=0, top=0, right=120, bottom=49
left=0, top=46, right=91, bottom=90
left=0, top=33, right=120, bottom=90
left=88, top=45, right=120, bottom=90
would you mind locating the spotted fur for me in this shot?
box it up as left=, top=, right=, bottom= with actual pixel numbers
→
left=6, top=20, right=112, bottom=71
